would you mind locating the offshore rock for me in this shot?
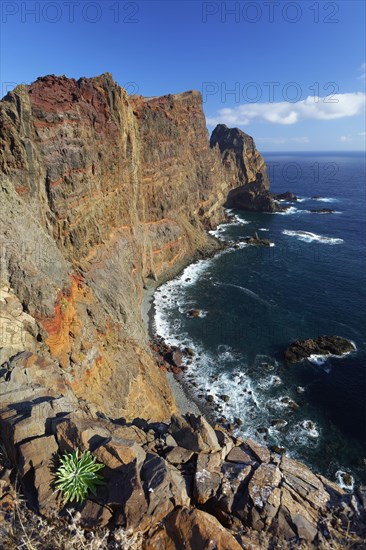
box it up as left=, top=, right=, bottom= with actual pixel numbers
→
left=242, top=232, right=273, bottom=246
left=310, top=208, right=336, bottom=214
left=276, top=191, right=298, bottom=201
left=210, top=124, right=276, bottom=212
left=284, top=335, right=355, bottom=363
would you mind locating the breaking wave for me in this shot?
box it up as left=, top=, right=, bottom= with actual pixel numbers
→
left=282, top=230, right=344, bottom=245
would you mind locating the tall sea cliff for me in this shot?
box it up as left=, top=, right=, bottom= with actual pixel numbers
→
left=0, top=73, right=269, bottom=420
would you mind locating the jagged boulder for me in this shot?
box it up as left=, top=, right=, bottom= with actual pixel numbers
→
left=144, top=507, right=243, bottom=550
left=169, top=414, right=221, bottom=453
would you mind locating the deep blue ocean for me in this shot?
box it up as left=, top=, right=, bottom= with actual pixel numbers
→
left=154, top=152, right=366, bottom=487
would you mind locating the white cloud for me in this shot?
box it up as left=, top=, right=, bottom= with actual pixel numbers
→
left=359, top=131, right=366, bottom=137
left=340, top=136, right=352, bottom=142
left=358, top=62, right=366, bottom=80
left=256, top=137, right=286, bottom=144
left=206, top=93, right=366, bottom=126
left=256, top=136, right=309, bottom=145
left=291, top=137, right=310, bottom=143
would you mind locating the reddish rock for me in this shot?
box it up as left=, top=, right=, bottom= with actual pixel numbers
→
left=144, top=507, right=243, bottom=550
left=79, top=499, right=112, bottom=529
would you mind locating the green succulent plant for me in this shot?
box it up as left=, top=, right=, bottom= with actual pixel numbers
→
left=54, top=449, right=105, bottom=504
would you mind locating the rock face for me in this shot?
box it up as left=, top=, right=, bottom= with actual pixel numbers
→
left=1, top=394, right=365, bottom=548
left=210, top=124, right=276, bottom=212
left=0, top=74, right=271, bottom=422
left=284, top=336, right=355, bottom=363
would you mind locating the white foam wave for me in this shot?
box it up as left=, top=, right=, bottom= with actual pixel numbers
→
left=209, top=215, right=250, bottom=240
left=273, top=207, right=316, bottom=216
left=213, top=282, right=271, bottom=307
left=282, top=230, right=344, bottom=245
left=274, top=206, right=298, bottom=215
left=257, top=375, right=282, bottom=390
left=308, top=354, right=328, bottom=366
left=258, top=228, right=269, bottom=232
left=154, top=258, right=214, bottom=346
left=308, top=341, right=357, bottom=366
left=335, top=470, right=355, bottom=492
left=232, top=214, right=250, bottom=225
left=312, top=197, right=338, bottom=203
left=300, top=420, right=320, bottom=439
left=288, top=421, right=320, bottom=447
left=267, top=395, right=299, bottom=411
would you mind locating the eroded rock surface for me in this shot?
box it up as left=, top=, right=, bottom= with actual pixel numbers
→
left=1, top=378, right=365, bottom=548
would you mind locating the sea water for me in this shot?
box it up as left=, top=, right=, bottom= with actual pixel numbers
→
left=153, top=151, right=366, bottom=487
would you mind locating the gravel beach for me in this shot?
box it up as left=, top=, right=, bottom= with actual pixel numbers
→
left=142, top=282, right=202, bottom=416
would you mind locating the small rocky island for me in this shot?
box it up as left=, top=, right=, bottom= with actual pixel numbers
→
left=310, top=208, right=336, bottom=214
left=284, top=336, right=356, bottom=363
left=241, top=232, right=273, bottom=246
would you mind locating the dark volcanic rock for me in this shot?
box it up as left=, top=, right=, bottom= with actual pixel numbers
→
left=310, top=208, right=336, bottom=214
left=242, top=232, right=273, bottom=246
left=210, top=124, right=276, bottom=212
left=276, top=191, right=298, bottom=201
left=284, top=335, right=355, bottom=363
left=186, top=309, right=203, bottom=318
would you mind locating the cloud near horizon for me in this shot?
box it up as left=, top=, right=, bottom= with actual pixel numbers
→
left=358, top=63, right=366, bottom=80
left=206, top=92, right=366, bottom=126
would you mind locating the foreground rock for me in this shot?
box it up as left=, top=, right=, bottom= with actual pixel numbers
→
left=284, top=335, right=355, bottom=363
left=144, top=508, right=243, bottom=550
left=1, top=367, right=365, bottom=549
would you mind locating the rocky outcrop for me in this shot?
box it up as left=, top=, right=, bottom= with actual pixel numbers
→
left=310, top=208, right=336, bottom=214
left=1, top=367, right=365, bottom=548
left=210, top=124, right=277, bottom=212
left=284, top=336, right=356, bottom=363
left=276, top=191, right=298, bottom=201
left=241, top=232, right=273, bottom=246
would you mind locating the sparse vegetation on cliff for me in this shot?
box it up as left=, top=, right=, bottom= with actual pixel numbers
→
left=54, top=450, right=105, bottom=504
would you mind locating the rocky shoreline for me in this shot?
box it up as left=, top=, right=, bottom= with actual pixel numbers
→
left=143, top=238, right=361, bottom=482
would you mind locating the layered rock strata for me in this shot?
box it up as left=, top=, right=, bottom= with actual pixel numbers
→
left=210, top=124, right=277, bottom=212
left=0, top=73, right=271, bottom=422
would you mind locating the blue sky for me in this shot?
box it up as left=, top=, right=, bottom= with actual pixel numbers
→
left=1, top=0, right=365, bottom=151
